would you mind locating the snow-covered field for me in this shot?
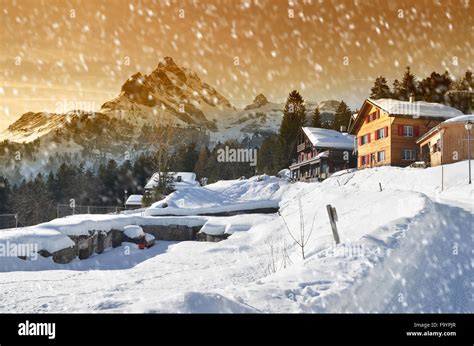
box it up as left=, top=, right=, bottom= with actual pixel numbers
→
left=0, top=162, right=472, bottom=313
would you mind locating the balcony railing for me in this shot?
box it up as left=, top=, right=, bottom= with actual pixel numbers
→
left=297, top=142, right=306, bottom=152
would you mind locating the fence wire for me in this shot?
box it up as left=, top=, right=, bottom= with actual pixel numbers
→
left=56, top=204, right=125, bottom=218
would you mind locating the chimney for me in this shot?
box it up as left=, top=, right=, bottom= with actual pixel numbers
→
left=340, top=125, right=347, bottom=133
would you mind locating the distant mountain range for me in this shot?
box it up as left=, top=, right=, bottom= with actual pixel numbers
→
left=0, top=57, right=341, bottom=181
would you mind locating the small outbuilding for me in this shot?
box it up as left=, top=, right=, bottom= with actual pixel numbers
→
left=124, top=194, right=143, bottom=209
left=416, top=115, right=474, bottom=167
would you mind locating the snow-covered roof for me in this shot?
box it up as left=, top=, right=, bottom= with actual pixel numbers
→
left=417, top=114, right=474, bottom=142
left=145, top=172, right=199, bottom=190
left=316, top=150, right=330, bottom=158
left=368, top=98, right=463, bottom=118
left=302, top=127, right=355, bottom=150
left=146, top=175, right=286, bottom=216
left=125, top=194, right=143, bottom=205
left=443, top=114, right=474, bottom=124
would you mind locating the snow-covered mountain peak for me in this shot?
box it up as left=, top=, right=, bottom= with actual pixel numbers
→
left=0, top=111, right=84, bottom=143
left=100, top=56, right=235, bottom=129
left=244, top=94, right=269, bottom=110
left=317, top=100, right=341, bottom=112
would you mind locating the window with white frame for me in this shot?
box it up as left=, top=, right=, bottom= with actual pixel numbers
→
left=403, top=125, right=413, bottom=137
left=377, top=150, right=385, bottom=162
left=377, top=128, right=385, bottom=139
left=361, top=134, right=369, bottom=144
left=401, top=149, right=416, bottom=160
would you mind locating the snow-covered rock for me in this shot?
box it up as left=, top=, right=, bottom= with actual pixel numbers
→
left=0, top=227, right=74, bottom=254
left=123, top=225, right=145, bottom=239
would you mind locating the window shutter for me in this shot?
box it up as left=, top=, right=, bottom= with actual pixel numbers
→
left=368, top=133, right=371, bottom=143
left=359, top=156, right=363, bottom=166
left=358, top=136, right=362, bottom=145
left=375, top=130, right=379, bottom=140
left=366, top=154, right=370, bottom=164
left=385, top=126, right=389, bottom=137
left=414, top=126, right=420, bottom=137
left=398, top=125, right=404, bottom=136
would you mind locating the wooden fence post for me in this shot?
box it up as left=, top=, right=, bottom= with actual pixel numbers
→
left=326, top=204, right=340, bottom=244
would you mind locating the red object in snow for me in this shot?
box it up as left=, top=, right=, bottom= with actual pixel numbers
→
left=138, top=242, right=146, bottom=250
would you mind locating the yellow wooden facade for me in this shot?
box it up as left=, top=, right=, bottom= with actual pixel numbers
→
left=350, top=100, right=444, bottom=168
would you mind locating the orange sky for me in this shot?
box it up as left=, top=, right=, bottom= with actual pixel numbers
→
left=1, top=0, right=472, bottom=130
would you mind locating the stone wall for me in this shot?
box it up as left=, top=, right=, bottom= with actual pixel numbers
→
left=96, top=231, right=111, bottom=254
left=38, top=222, right=227, bottom=265
left=38, top=247, right=76, bottom=264
left=196, top=233, right=230, bottom=242
left=158, top=207, right=279, bottom=217
left=39, top=229, right=121, bottom=264
left=141, top=225, right=202, bottom=241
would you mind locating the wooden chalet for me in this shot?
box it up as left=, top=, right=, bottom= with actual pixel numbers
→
left=348, top=98, right=464, bottom=168
left=416, top=115, right=474, bottom=167
left=289, top=127, right=356, bottom=181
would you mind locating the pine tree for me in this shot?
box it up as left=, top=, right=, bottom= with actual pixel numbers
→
left=79, top=168, right=101, bottom=206
left=399, top=66, right=418, bottom=100
left=418, top=71, right=452, bottom=103
left=257, top=135, right=285, bottom=175
left=370, top=76, right=392, bottom=99
left=279, top=90, right=307, bottom=163
left=446, top=70, right=473, bottom=113
left=117, top=160, right=135, bottom=204
left=332, top=101, right=352, bottom=132
left=46, top=171, right=59, bottom=203
left=98, top=159, right=120, bottom=205
left=0, top=176, right=10, bottom=214
left=11, top=174, right=54, bottom=226
left=311, top=107, right=323, bottom=127
left=55, top=163, right=79, bottom=203
left=205, top=141, right=253, bottom=182
left=172, top=142, right=198, bottom=172
left=194, top=145, right=210, bottom=179
left=133, top=153, right=154, bottom=192
left=392, top=79, right=402, bottom=100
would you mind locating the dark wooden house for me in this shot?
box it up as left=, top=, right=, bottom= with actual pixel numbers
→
left=289, top=127, right=356, bottom=181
